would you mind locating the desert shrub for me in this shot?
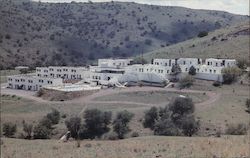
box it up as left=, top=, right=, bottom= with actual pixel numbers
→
left=131, top=132, right=139, bottom=137
left=61, top=114, right=67, bottom=118
left=144, top=39, right=152, bottom=45
left=102, top=132, right=118, bottom=140
left=19, top=68, right=29, bottom=74
left=5, top=34, right=11, bottom=39
left=226, top=123, right=248, bottom=135
left=37, top=89, right=45, bottom=97
left=46, top=109, right=60, bottom=124
left=143, top=106, right=158, bottom=129
left=222, top=67, right=242, bottom=84
left=237, top=59, right=248, bottom=70
left=169, top=97, right=194, bottom=115
left=179, top=115, right=199, bottom=136
left=124, top=36, right=130, bottom=41
left=213, top=81, right=221, bottom=87
left=179, top=75, right=194, bottom=88
left=188, top=66, right=196, bottom=75
left=49, top=34, right=55, bottom=40
left=133, top=57, right=148, bottom=64
left=197, top=31, right=208, bottom=38
left=33, top=123, right=51, bottom=139
left=113, top=110, right=134, bottom=139
left=84, top=109, right=112, bottom=139
left=154, top=118, right=181, bottom=136
left=65, top=116, right=81, bottom=139
left=143, top=97, right=199, bottom=136
left=39, top=117, right=53, bottom=129
left=22, top=121, right=33, bottom=139
left=246, top=99, right=250, bottom=113
left=2, top=122, right=17, bottom=137
left=170, top=64, right=181, bottom=82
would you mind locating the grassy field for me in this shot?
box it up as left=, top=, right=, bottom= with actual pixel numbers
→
left=2, top=135, right=249, bottom=158
left=0, top=70, right=20, bottom=83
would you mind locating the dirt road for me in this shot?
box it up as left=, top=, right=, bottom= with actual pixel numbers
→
left=1, top=85, right=221, bottom=112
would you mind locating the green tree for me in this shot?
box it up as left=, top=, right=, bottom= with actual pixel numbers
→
left=179, top=115, right=199, bottom=136
left=188, top=66, right=196, bottom=75
left=226, top=123, right=248, bottom=135
left=22, top=121, right=33, bottom=139
left=245, top=99, right=250, bottom=113
left=113, top=110, right=134, bottom=139
left=222, top=67, right=242, bottom=84
left=2, top=122, right=17, bottom=137
left=65, top=116, right=81, bottom=139
left=33, top=124, right=51, bottom=139
left=169, top=97, right=195, bottom=117
left=197, top=31, right=208, bottom=38
left=143, top=107, right=158, bottom=130
left=171, top=64, right=181, bottom=81
left=237, top=59, right=248, bottom=70
left=46, top=109, right=60, bottom=124
left=84, top=109, right=112, bottom=139
left=179, top=75, right=194, bottom=88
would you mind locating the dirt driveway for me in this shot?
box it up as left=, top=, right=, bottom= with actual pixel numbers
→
left=1, top=85, right=221, bottom=113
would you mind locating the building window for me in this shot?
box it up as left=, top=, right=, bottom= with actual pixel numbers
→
left=214, top=70, right=216, bottom=73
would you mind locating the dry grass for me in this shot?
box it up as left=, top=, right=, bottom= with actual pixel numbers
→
left=1, top=80, right=250, bottom=157
left=2, top=135, right=249, bottom=158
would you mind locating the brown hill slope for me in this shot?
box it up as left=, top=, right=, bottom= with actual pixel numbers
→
left=0, top=0, right=248, bottom=69
left=144, top=22, right=249, bottom=61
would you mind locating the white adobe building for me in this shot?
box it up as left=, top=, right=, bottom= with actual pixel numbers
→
left=153, top=58, right=236, bottom=81
left=36, top=66, right=89, bottom=80
left=6, top=57, right=237, bottom=91
left=86, top=59, right=133, bottom=85
left=7, top=74, right=63, bottom=91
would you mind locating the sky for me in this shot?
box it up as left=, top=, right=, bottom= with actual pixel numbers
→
left=32, top=0, right=249, bottom=15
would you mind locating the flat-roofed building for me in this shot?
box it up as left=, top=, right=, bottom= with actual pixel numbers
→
left=7, top=74, right=63, bottom=91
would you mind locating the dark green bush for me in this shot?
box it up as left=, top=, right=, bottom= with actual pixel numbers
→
left=113, top=110, right=134, bottom=139
left=2, top=122, right=17, bottom=137
left=46, top=109, right=60, bottom=124
left=33, top=124, right=51, bottom=139
left=179, top=75, right=194, bottom=88
left=226, top=123, right=248, bottom=135
left=197, top=31, right=208, bottom=38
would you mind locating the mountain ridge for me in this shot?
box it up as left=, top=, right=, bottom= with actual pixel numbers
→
left=0, top=0, right=248, bottom=69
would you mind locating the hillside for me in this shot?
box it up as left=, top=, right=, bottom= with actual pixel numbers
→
left=0, top=0, right=248, bottom=69
left=144, top=22, right=250, bottom=60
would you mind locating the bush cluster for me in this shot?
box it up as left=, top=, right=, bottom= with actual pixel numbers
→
left=65, top=109, right=134, bottom=140
left=143, top=97, right=199, bottom=136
